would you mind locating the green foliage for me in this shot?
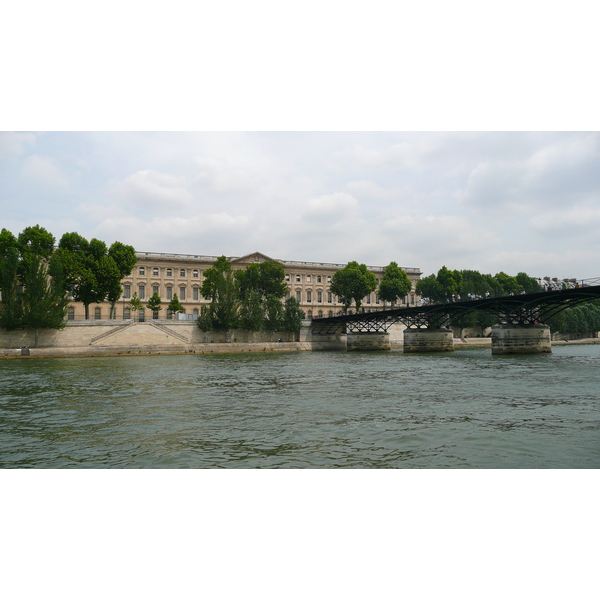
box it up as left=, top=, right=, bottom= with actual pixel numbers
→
left=330, top=261, right=377, bottom=312
left=238, top=289, right=263, bottom=331
left=22, top=255, right=69, bottom=343
left=494, top=272, right=522, bottom=295
left=236, top=261, right=287, bottom=301
left=516, top=272, right=541, bottom=294
left=146, top=292, right=162, bottom=314
left=167, top=293, right=185, bottom=315
left=0, top=246, right=24, bottom=331
left=128, top=292, right=143, bottom=313
left=416, top=274, right=444, bottom=304
left=264, top=296, right=285, bottom=331
left=282, top=297, right=305, bottom=333
left=200, top=257, right=239, bottom=330
left=547, top=300, right=600, bottom=335
left=378, top=261, right=412, bottom=307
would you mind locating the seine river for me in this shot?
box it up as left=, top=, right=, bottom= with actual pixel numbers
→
left=1, top=345, right=599, bottom=468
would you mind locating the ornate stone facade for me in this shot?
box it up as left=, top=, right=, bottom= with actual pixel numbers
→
left=66, top=251, right=422, bottom=320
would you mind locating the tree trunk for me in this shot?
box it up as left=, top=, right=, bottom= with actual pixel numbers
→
left=84, top=303, right=89, bottom=319
left=35, top=328, right=39, bottom=348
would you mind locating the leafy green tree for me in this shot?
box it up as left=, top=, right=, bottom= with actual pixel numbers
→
left=516, top=272, right=541, bottom=294
left=200, top=257, right=239, bottom=330
left=128, top=292, right=143, bottom=315
left=0, top=246, right=24, bottom=333
left=282, top=297, right=305, bottom=334
left=330, top=261, right=377, bottom=313
left=236, top=261, right=287, bottom=301
left=378, top=261, right=413, bottom=307
left=146, top=293, right=162, bottom=319
left=494, top=272, right=522, bottom=296
left=167, top=293, right=185, bottom=319
left=416, top=274, right=444, bottom=304
left=22, top=255, right=70, bottom=346
left=107, top=242, right=137, bottom=318
left=437, top=266, right=462, bottom=300
left=264, top=296, right=285, bottom=331
left=16, top=225, right=55, bottom=278
left=238, top=289, right=263, bottom=331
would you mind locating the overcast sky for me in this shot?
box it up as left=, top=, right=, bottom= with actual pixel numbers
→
left=1, top=131, right=599, bottom=280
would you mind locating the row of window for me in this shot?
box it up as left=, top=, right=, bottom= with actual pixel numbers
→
left=139, top=267, right=201, bottom=278
left=285, top=274, right=332, bottom=284
left=123, top=284, right=200, bottom=301
left=67, top=307, right=198, bottom=320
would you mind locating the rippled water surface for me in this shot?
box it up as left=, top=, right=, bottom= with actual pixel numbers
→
left=1, top=345, right=599, bottom=468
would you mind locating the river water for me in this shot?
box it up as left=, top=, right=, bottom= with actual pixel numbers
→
left=1, top=345, right=599, bottom=468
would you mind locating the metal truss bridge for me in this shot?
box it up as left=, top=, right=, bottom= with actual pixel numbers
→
left=311, top=278, right=600, bottom=335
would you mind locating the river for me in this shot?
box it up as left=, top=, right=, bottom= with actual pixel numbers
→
left=1, top=345, right=599, bottom=468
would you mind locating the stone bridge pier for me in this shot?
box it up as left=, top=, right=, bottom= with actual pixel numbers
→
left=403, top=328, right=454, bottom=352
left=491, top=324, right=552, bottom=355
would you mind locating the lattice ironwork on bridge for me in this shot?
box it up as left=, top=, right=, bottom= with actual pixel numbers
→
left=309, top=283, right=600, bottom=334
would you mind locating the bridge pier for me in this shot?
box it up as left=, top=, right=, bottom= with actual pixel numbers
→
left=403, top=328, right=454, bottom=353
left=347, top=332, right=391, bottom=351
left=491, top=324, right=551, bottom=355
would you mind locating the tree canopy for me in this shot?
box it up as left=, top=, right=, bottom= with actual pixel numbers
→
left=378, top=261, right=413, bottom=307
left=330, top=261, right=377, bottom=312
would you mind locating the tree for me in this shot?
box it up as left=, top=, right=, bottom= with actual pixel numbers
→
left=236, top=260, right=287, bottom=301
left=378, top=261, right=413, bottom=307
left=200, top=257, right=239, bottom=330
left=128, top=292, right=143, bottom=317
left=437, top=266, right=462, bottom=300
left=516, top=272, right=541, bottom=294
left=167, top=293, right=185, bottom=319
left=0, top=246, right=24, bottom=334
left=107, top=242, right=137, bottom=318
left=146, top=293, right=162, bottom=319
left=494, top=272, right=522, bottom=296
left=330, top=261, right=377, bottom=313
left=416, top=274, right=444, bottom=304
left=21, top=255, right=70, bottom=346
left=264, top=296, right=284, bottom=331
left=56, top=232, right=135, bottom=320
left=282, top=297, right=305, bottom=334
left=16, top=225, right=55, bottom=278
left=238, top=289, right=263, bottom=331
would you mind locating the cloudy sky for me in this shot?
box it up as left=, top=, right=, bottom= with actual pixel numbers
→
left=1, top=131, right=599, bottom=280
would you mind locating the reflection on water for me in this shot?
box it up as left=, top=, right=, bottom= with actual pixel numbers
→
left=1, top=345, right=599, bottom=468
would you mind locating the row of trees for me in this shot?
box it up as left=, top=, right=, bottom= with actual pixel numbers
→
left=330, top=260, right=413, bottom=313
left=416, top=266, right=541, bottom=304
left=0, top=225, right=136, bottom=342
left=197, top=257, right=305, bottom=333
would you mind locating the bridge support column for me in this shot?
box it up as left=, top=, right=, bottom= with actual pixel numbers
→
left=347, top=332, right=391, bottom=351
left=491, top=324, right=551, bottom=355
left=403, top=328, right=454, bottom=353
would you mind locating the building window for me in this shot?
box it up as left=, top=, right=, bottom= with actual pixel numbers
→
left=317, top=276, right=322, bottom=283
left=124, top=308, right=131, bottom=320
left=166, top=286, right=172, bottom=300
left=153, top=285, right=159, bottom=296
left=166, top=268, right=172, bottom=277
left=193, top=270, right=199, bottom=278
left=296, top=274, right=301, bottom=282
left=306, top=275, right=312, bottom=283
left=317, top=291, right=322, bottom=303
left=179, top=286, right=186, bottom=300
left=139, top=285, right=145, bottom=300
left=296, top=290, right=301, bottom=302
left=193, top=308, right=199, bottom=316
left=328, top=310, right=333, bottom=318
left=365, top=294, right=371, bottom=304
left=123, top=284, right=131, bottom=299
left=180, top=269, right=186, bottom=277
left=318, top=310, right=323, bottom=318
left=307, top=310, right=313, bottom=319
left=193, top=287, right=199, bottom=301
left=307, top=290, right=312, bottom=302
left=285, top=274, right=290, bottom=281
left=152, top=268, right=159, bottom=276
left=327, top=276, right=332, bottom=283
left=375, top=294, right=380, bottom=304
left=139, top=267, right=145, bottom=276
left=94, top=307, right=101, bottom=320
left=327, top=292, right=332, bottom=303
left=138, top=309, right=145, bottom=322
left=67, top=307, right=75, bottom=320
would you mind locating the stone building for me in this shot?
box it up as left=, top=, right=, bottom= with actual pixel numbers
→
left=66, top=251, right=422, bottom=321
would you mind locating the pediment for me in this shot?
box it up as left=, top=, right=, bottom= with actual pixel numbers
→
left=231, top=252, right=279, bottom=265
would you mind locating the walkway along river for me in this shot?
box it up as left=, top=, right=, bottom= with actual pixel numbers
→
left=1, top=344, right=599, bottom=468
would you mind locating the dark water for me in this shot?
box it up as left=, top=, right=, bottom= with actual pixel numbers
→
left=1, top=345, right=599, bottom=468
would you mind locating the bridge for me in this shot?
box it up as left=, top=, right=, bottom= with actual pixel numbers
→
left=310, top=278, right=600, bottom=354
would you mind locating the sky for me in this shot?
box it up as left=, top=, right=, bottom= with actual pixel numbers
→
left=1, top=131, right=599, bottom=280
